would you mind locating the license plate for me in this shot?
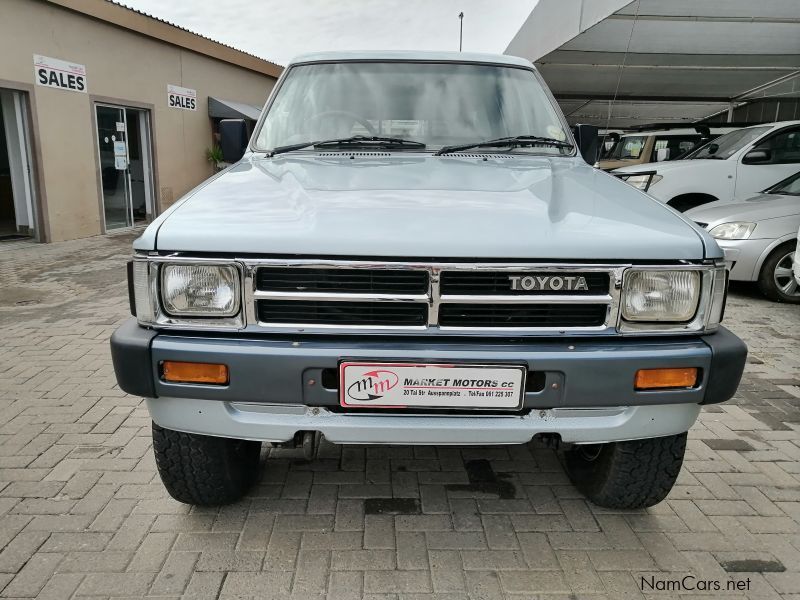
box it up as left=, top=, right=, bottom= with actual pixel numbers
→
left=339, top=362, right=526, bottom=409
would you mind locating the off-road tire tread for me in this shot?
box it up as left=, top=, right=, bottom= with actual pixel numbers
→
left=152, top=422, right=260, bottom=505
left=757, top=241, right=799, bottom=304
left=565, top=433, right=687, bottom=509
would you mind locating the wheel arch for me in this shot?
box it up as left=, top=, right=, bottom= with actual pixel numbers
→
left=667, top=193, right=719, bottom=212
left=753, top=234, right=797, bottom=281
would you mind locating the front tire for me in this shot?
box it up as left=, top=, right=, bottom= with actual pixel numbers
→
left=564, top=433, right=687, bottom=509
left=152, top=423, right=261, bottom=505
left=757, top=241, right=800, bottom=303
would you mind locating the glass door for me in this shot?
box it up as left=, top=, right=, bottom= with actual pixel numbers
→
left=95, top=104, right=132, bottom=230
left=125, top=108, right=154, bottom=225
left=0, top=89, right=37, bottom=240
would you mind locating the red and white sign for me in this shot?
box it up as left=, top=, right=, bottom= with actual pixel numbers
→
left=339, top=362, right=525, bottom=409
left=34, top=55, right=87, bottom=93
left=167, top=84, right=197, bottom=111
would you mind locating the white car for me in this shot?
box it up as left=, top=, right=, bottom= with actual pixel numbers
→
left=795, top=224, right=800, bottom=285
left=614, top=121, right=800, bottom=212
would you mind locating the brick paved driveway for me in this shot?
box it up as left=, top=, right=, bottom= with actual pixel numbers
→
left=0, top=233, right=799, bottom=599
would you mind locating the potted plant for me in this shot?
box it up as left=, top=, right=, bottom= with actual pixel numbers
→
left=205, top=145, right=225, bottom=172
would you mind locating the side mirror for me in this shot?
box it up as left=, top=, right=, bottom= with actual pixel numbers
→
left=742, top=148, right=771, bottom=164
left=655, top=147, right=670, bottom=162
left=572, top=124, right=599, bottom=164
left=219, top=119, right=249, bottom=163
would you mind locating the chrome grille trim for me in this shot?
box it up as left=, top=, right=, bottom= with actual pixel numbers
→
left=253, top=291, right=429, bottom=302
left=242, top=259, right=628, bottom=335
left=439, top=294, right=613, bottom=304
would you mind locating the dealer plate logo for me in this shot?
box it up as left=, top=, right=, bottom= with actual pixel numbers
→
left=346, top=369, right=399, bottom=401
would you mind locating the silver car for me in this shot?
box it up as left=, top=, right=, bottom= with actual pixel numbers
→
left=687, top=171, right=800, bottom=303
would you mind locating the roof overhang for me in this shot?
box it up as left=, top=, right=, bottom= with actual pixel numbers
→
left=44, top=0, right=283, bottom=78
left=208, top=97, right=262, bottom=121
left=506, top=0, right=800, bottom=127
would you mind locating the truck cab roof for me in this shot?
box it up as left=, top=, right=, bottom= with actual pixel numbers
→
left=618, top=128, right=732, bottom=138
left=287, top=50, right=535, bottom=68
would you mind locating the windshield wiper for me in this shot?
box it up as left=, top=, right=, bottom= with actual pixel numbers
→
left=269, top=135, right=425, bottom=156
left=434, top=135, right=574, bottom=156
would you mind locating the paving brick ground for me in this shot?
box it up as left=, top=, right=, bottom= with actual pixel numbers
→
left=0, top=233, right=799, bottom=599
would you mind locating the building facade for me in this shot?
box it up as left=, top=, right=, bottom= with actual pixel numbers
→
left=0, top=0, right=281, bottom=242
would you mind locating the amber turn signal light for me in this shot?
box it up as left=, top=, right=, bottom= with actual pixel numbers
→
left=635, top=367, right=698, bottom=390
left=161, top=361, right=228, bottom=385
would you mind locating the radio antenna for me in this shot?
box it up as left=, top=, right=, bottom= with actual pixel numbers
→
left=601, top=1, right=640, bottom=155
left=458, top=12, right=464, bottom=51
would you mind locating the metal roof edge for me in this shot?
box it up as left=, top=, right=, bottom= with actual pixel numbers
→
left=42, top=0, right=283, bottom=78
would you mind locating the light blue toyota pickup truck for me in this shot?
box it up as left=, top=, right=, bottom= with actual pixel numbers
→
left=111, top=51, right=746, bottom=509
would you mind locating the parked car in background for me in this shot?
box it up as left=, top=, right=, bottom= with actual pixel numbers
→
left=596, top=126, right=724, bottom=171
left=794, top=223, right=800, bottom=285
left=687, top=170, right=800, bottom=303
left=614, top=121, right=800, bottom=212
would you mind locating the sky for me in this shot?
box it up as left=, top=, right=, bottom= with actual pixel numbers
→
left=119, top=0, right=538, bottom=66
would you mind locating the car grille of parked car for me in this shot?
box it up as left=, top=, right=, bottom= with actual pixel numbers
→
left=257, top=300, right=428, bottom=326
left=694, top=222, right=708, bottom=229
left=257, top=267, right=429, bottom=294
left=438, top=303, right=608, bottom=327
left=249, top=261, right=619, bottom=334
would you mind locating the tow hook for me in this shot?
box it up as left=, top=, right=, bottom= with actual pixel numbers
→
left=284, top=431, right=321, bottom=459
left=539, top=433, right=561, bottom=450
left=301, top=431, right=320, bottom=460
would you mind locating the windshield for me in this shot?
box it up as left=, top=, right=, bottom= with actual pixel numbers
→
left=607, top=136, right=646, bottom=160
left=771, top=171, right=800, bottom=196
left=689, top=126, right=770, bottom=160
left=254, top=61, right=571, bottom=154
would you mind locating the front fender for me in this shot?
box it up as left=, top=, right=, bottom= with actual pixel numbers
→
left=751, top=232, right=798, bottom=280
left=647, top=165, right=735, bottom=204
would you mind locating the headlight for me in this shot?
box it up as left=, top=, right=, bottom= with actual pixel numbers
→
left=161, top=264, right=240, bottom=317
left=622, top=174, right=662, bottom=191
left=708, top=222, right=756, bottom=240
left=622, top=270, right=700, bottom=322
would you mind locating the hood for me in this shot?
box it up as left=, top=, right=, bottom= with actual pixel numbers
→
left=687, top=193, right=800, bottom=224
left=596, top=158, right=642, bottom=171
left=613, top=158, right=706, bottom=175
left=150, top=154, right=709, bottom=260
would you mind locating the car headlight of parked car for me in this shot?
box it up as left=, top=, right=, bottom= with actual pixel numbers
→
left=620, top=173, right=662, bottom=191
left=708, top=222, right=756, bottom=240
left=131, top=260, right=243, bottom=328
left=619, top=267, right=727, bottom=333
left=622, top=270, right=699, bottom=321
left=161, top=264, right=239, bottom=316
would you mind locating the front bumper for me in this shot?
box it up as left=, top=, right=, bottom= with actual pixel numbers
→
left=794, top=247, right=800, bottom=284
left=716, top=238, right=773, bottom=281
left=111, top=319, right=746, bottom=444
left=146, top=399, right=701, bottom=445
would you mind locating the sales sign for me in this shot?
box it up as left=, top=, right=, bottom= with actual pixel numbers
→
left=167, top=84, right=197, bottom=111
left=33, top=55, right=87, bottom=93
